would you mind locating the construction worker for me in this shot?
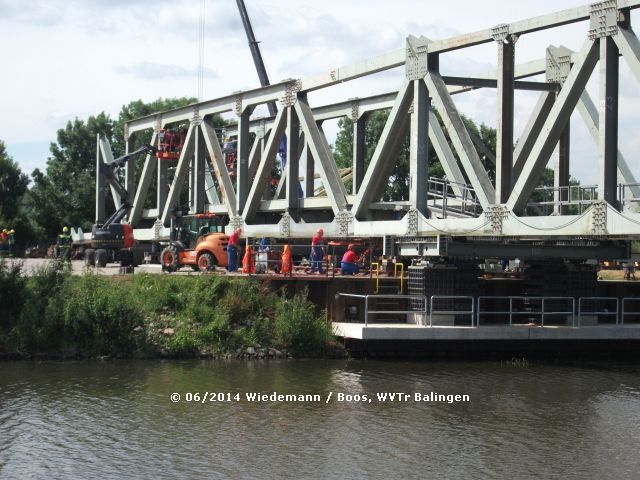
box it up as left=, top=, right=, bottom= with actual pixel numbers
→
left=310, top=227, right=325, bottom=274
left=7, top=228, right=15, bottom=256
left=341, top=244, right=360, bottom=275
left=0, top=228, right=6, bottom=255
left=227, top=227, right=242, bottom=272
left=58, top=226, right=71, bottom=260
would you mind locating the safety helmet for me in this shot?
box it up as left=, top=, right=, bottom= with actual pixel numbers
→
left=2, top=229, right=6, bottom=233
left=316, top=228, right=324, bottom=235
left=348, top=243, right=355, bottom=250
left=9, top=229, right=14, bottom=234
left=63, top=226, right=69, bottom=233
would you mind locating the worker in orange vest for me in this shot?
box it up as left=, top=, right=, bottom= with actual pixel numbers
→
left=281, top=244, right=292, bottom=274
left=242, top=240, right=255, bottom=274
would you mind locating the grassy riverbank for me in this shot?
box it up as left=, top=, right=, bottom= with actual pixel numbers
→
left=0, top=260, right=342, bottom=359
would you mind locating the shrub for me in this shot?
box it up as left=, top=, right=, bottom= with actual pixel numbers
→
left=0, top=259, right=26, bottom=332
left=62, top=273, right=143, bottom=356
left=274, top=289, right=332, bottom=355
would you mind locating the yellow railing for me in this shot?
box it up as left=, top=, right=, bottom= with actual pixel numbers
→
left=394, top=262, right=404, bottom=293
left=371, top=262, right=380, bottom=294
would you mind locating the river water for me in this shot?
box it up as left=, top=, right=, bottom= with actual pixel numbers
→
left=1, top=359, right=639, bottom=479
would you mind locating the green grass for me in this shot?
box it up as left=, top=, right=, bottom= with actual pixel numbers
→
left=0, top=260, right=341, bottom=358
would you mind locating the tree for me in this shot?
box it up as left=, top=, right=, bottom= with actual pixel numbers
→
left=25, top=113, right=114, bottom=240
left=0, top=141, right=29, bottom=222
left=332, top=109, right=578, bottom=208
left=112, top=97, right=199, bottom=157
left=25, top=97, right=202, bottom=241
left=333, top=110, right=487, bottom=201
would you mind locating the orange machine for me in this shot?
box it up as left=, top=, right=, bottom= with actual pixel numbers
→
left=161, top=214, right=228, bottom=272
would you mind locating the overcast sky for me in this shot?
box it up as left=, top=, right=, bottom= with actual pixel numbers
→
left=2, top=0, right=639, bottom=186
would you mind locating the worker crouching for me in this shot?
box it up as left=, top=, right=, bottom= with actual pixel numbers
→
left=341, top=244, right=360, bottom=275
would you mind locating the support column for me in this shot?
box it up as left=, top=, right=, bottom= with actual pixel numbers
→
left=495, top=26, right=516, bottom=204
left=193, top=126, right=206, bottom=213
left=598, top=36, right=619, bottom=208
left=286, top=106, right=300, bottom=215
left=305, top=140, right=315, bottom=197
left=236, top=107, right=252, bottom=214
left=554, top=123, right=570, bottom=214
left=409, top=79, right=429, bottom=214
left=157, top=156, right=168, bottom=218
left=352, top=114, right=366, bottom=195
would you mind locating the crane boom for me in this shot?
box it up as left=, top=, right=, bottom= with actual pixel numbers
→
left=235, top=0, right=277, bottom=117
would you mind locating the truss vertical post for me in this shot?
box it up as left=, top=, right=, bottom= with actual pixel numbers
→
left=494, top=25, right=516, bottom=203
left=555, top=124, right=570, bottom=214
left=352, top=105, right=366, bottom=195
left=236, top=106, right=252, bottom=214
left=409, top=79, right=429, bottom=214
left=305, top=140, right=315, bottom=197
left=286, top=106, right=300, bottom=215
left=193, top=125, right=206, bottom=213
left=598, top=36, right=620, bottom=209
left=157, top=159, right=168, bottom=219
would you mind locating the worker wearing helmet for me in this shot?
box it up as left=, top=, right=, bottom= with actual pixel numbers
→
left=227, top=227, right=242, bottom=272
left=7, top=228, right=15, bottom=257
left=310, top=227, right=325, bottom=274
left=57, top=226, right=71, bottom=261
left=0, top=228, right=6, bottom=254
left=341, top=244, right=360, bottom=275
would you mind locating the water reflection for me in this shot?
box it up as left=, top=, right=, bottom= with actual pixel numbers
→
left=1, top=360, right=640, bottom=479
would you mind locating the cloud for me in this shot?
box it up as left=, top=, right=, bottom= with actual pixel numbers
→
left=114, top=62, right=218, bottom=80
left=0, top=0, right=64, bottom=26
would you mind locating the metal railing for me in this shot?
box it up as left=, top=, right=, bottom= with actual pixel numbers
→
left=477, top=296, right=575, bottom=327
left=394, top=262, right=404, bottom=293
left=429, top=295, right=475, bottom=327
left=577, top=297, right=619, bottom=326
left=427, top=177, right=481, bottom=218
left=337, top=293, right=427, bottom=327
left=621, top=298, right=640, bottom=325
left=527, top=182, right=640, bottom=214
left=336, top=294, right=640, bottom=328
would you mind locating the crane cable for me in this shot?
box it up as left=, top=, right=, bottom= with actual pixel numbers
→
left=197, top=0, right=206, bottom=101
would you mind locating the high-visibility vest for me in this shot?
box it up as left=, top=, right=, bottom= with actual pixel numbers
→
left=281, top=244, right=292, bottom=273
left=242, top=246, right=255, bottom=274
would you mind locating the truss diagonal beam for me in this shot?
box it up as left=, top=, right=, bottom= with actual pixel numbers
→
left=428, top=110, right=466, bottom=197
left=201, top=120, right=237, bottom=216
left=577, top=92, right=639, bottom=195
left=513, top=92, right=556, bottom=179
left=294, top=97, right=348, bottom=214
left=160, top=125, right=196, bottom=226
left=614, top=26, right=640, bottom=84
left=351, top=80, right=413, bottom=219
left=130, top=132, right=158, bottom=225
left=243, top=107, right=288, bottom=221
left=507, top=39, right=598, bottom=212
left=425, top=73, right=495, bottom=207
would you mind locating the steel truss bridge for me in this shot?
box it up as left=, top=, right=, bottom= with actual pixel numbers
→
left=96, top=0, right=640, bottom=257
